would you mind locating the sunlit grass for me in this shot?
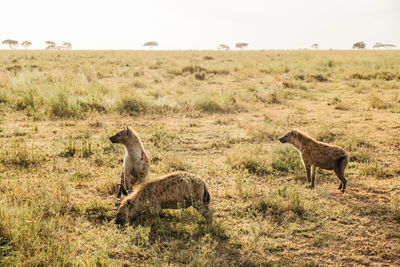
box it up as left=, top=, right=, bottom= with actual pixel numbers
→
left=0, top=50, right=399, bottom=265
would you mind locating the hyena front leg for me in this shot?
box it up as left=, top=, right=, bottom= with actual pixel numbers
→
left=124, top=166, right=132, bottom=193
left=310, top=165, right=317, bottom=188
left=304, top=163, right=311, bottom=185
left=117, top=169, right=125, bottom=199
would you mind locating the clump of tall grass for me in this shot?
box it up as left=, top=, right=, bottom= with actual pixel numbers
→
left=0, top=139, right=45, bottom=168
left=368, top=95, right=392, bottom=110
left=226, top=145, right=271, bottom=176
left=312, top=125, right=337, bottom=143
left=116, top=93, right=152, bottom=115
left=148, top=125, right=177, bottom=149
left=359, top=161, right=397, bottom=178
left=351, top=71, right=399, bottom=81
left=193, top=93, right=245, bottom=113
left=248, top=185, right=307, bottom=222
left=155, top=152, right=192, bottom=173
left=246, top=123, right=280, bottom=142
left=48, top=91, right=80, bottom=118
left=266, top=89, right=282, bottom=104
left=392, top=193, right=400, bottom=222
left=0, top=177, right=73, bottom=265
left=271, top=146, right=303, bottom=177
left=60, top=134, right=93, bottom=158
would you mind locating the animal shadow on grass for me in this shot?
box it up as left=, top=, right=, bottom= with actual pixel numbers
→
left=112, top=208, right=260, bottom=265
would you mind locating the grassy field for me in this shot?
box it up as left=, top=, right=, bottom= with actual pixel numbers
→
left=0, top=49, right=400, bottom=266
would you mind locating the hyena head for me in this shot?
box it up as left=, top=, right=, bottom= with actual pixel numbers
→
left=279, top=129, right=299, bottom=144
left=109, top=127, right=139, bottom=145
left=115, top=199, right=133, bottom=225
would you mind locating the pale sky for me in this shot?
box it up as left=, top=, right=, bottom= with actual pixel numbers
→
left=0, top=0, right=399, bottom=50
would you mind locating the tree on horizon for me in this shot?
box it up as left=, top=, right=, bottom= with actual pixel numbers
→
left=62, top=42, right=72, bottom=49
left=311, top=43, right=319, bottom=49
left=21, top=40, right=32, bottom=49
left=352, top=41, right=366, bottom=49
left=373, top=42, right=396, bottom=49
left=235, top=42, right=248, bottom=50
left=218, top=44, right=230, bottom=50
left=45, top=41, right=57, bottom=49
left=2, top=39, right=18, bottom=49
left=143, top=41, right=158, bottom=49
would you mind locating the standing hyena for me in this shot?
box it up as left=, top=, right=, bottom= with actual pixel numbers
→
left=109, top=127, right=150, bottom=198
left=279, top=129, right=349, bottom=192
left=115, top=171, right=212, bottom=225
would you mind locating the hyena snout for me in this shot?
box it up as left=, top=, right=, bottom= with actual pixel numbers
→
left=279, top=136, right=287, bottom=143
left=109, top=135, right=119, bottom=143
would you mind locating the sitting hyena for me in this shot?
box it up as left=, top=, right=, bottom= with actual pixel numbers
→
left=109, top=127, right=150, bottom=198
left=115, top=171, right=212, bottom=225
left=279, top=129, right=349, bottom=192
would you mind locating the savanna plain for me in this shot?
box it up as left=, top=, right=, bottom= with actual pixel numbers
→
left=0, top=50, right=400, bottom=266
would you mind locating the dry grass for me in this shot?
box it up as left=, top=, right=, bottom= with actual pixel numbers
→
left=1, top=50, right=400, bottom=266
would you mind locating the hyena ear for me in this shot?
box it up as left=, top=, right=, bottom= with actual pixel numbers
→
left=126, top=127, right=132, bottom=137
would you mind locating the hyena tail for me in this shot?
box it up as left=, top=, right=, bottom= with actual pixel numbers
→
left=203, top=184, right=211, bottom=207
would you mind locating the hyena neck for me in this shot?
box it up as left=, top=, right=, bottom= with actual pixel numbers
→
left=291, top=141, right=303, bottom=152
left=125, top=142, right=146, bottom=161
left=292, top=133, right=313, bottom=152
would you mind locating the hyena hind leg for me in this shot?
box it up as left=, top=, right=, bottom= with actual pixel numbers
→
left=310, top=165, right=317, bottom=188
left=334, top=166, right=347, bottom=193
left=334, top=156, right=349, bottom=193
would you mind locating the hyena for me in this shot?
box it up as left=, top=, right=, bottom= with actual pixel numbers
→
left=279, top=129, right=349, bottom=192
left=115, top=171, right=212, bottom=225
left=109, top=127, right=150, bottom=198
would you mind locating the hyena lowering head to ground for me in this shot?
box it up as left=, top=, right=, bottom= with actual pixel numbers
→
left=109, top=127, right=150, bottom=198
left=115, top=171, right=212, bottom=225
left=279, top=129, right=349, bottom=193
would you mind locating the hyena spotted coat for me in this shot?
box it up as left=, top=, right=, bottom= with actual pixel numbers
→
left=115, top=171, right=211, bottom=225
left=279, top=129, right=349, bottom=192
left=109, top=127, right=150, bottom=198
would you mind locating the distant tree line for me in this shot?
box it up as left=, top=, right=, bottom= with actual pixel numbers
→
left=352, top=41, right=396, bottom=49
left=217, top=43, right=249, bottom=50
left=1, top=39, right=72, bottom=50
left=1, top=38, right=397, bottom=50
left=308, top=42, right=396, bottom=50
left=372, top=42, right=396, bottom=49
